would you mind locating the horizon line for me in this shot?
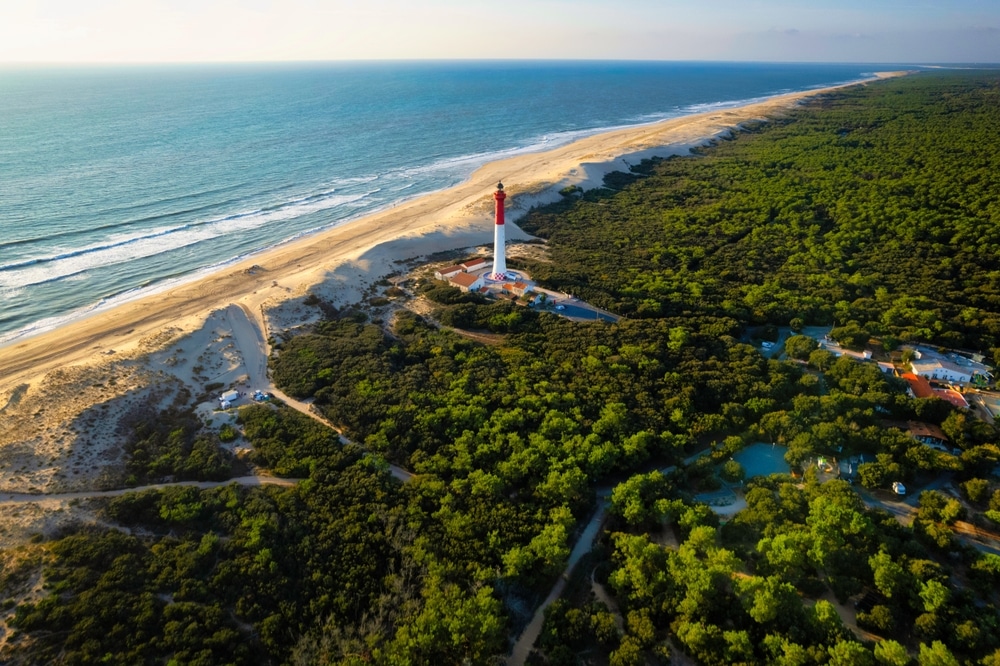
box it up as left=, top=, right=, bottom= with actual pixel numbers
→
left=3, top=58, right=997, bottom=68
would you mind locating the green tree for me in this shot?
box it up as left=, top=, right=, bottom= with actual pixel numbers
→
left=874, top=639, right=911, bottom=666
left=809, top=349, right=835, bottom=371
left=918, top=641, right=959, bottom=666
left=720, top=460, right=745, bottom=483
left=961, top=478, right=991, bottom=504
left=870, top=551, right=909, bottom=599
left=786, top=335, right=819, bottom=360
left=387, top=582, right=504, bottom=664
left=829, top=640, right=875, bottom=666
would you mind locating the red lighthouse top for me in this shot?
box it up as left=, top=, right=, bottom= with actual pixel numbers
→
left=494, top=181, right=506, bottom=226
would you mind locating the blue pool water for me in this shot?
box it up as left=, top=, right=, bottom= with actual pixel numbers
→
left=734, top=442, right=791, bottom=478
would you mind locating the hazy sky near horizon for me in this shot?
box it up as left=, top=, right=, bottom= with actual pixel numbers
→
left=2, top=0, right=998, bottom=64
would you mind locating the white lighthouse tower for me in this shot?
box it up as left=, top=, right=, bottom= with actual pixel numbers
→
left=489, top=181, right=508, bottom=281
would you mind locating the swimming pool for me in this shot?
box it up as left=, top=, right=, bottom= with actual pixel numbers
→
left=733, top=443, right=791, bottom=478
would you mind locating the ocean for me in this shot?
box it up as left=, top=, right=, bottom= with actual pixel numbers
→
left=0, top=61, right=877, bottom=345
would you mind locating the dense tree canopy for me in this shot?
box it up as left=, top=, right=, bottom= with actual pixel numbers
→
left=6, top=72, right=1000, bottom=666
left=519, top=73, right=1000, bottom=361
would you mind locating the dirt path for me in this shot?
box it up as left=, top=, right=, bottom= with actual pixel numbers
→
left=860, top=491, right=1000, bottom=555
left=0, top=475, right=298, bottom=506
left=227, top=304, right=413, bottom=483
left=507, top=497, right=610, bottom=665
left=590, top=570, right=625, bottom=633
left=815, top=591, right=881, bottom=643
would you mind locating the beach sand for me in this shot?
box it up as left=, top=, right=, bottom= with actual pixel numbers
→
left=0, top=72, right=908, bottom=506
left=0, top=74, right=912, bottom=648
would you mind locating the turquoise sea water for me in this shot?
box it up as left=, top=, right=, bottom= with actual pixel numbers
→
left=0, top=61, right=878, bottom=344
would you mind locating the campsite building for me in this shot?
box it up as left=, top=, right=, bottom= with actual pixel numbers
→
left=220, top=389, right=240, bottom=409
left=906, top=422, right=951, bottom=450
left=910, top=357, right=973, bottom=384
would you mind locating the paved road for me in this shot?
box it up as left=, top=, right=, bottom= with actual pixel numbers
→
left=967, top=391, right=996, bottom=425
left=859, top=484, right=1000, bottom=556
left=0, top=475, right=298, bottom=506
left=227, top=303, right=413, bottom=483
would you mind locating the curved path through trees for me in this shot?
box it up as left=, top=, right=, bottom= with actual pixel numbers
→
left=229, top=304, right=413, bottom=483
left=507, top=494, right=610, bottom=665
left=3, top=305, right=412, bottom=506
left=0, top=475, right=298, bottom=506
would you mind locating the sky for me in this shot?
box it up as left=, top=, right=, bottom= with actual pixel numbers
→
left=1, top=0, right=998, bottom=64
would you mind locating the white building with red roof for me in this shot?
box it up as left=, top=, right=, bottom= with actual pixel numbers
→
left=449, top=272, right=485, bottom=292
left=460, top=257, right=490, bottom=272
left=434, top=264, right=465, bottom=280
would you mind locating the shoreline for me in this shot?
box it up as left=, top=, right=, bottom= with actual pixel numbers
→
left=0, top=72, right=888, bottom=350
left=0, top=71, right=907, bottom=390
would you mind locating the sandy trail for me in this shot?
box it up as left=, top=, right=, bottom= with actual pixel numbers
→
left=225, top=304, right=414, bottom=482
left=230, top=304, right=269, bottom=389
left=508, top=496, right=610, bottom=665
left=0, top=475, right=298, bottom=506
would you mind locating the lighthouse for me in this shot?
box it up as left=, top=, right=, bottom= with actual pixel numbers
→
left=489, top=181, right=508, bottom=281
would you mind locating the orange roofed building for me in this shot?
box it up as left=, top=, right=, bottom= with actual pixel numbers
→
left=449, top=272, right=485, bottom=292
left=460, top=257, right=490, bottom=272
left=902, top=373, right=969, bottom=409
left=434, top=264, right=465, bottom=280
left=907, top=421, right=950, bottom=449
left=902, top=373, right=934, bottom=399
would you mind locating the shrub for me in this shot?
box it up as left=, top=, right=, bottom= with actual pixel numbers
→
left=720, top=460, right=745, bottom=483
left=960, top=478, right=990, bottom=504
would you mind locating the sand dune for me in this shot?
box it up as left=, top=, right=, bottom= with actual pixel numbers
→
left=0, top=73, right=907, bottom=507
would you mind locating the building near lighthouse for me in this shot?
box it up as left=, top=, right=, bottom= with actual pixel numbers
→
left=460, top=258, right=489, bottom=272
left=423, top=184, right=619, bottom=323
left=490, top=181, right=508, bottom=280
left=449, top=272, right=485, bottom=293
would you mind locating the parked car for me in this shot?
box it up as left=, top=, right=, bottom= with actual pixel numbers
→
left=892, top=481, right=906, bottom=496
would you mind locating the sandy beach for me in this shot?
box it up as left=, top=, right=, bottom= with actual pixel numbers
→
left=0, top=73, right=907, bottom=510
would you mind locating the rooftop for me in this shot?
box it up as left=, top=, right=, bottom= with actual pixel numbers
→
left=460, top=258, right=489, bottom=270
left=450, top=272, right=481, bottom=288
left=911, top=358, right=971, bottom=377
left=901, top=373, right=934, bottom=399
left=901, top=373, right=969, bottom=408
left=934, top=389, right=970, bottom=410
left=907, top=421, right=948, bottom=442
